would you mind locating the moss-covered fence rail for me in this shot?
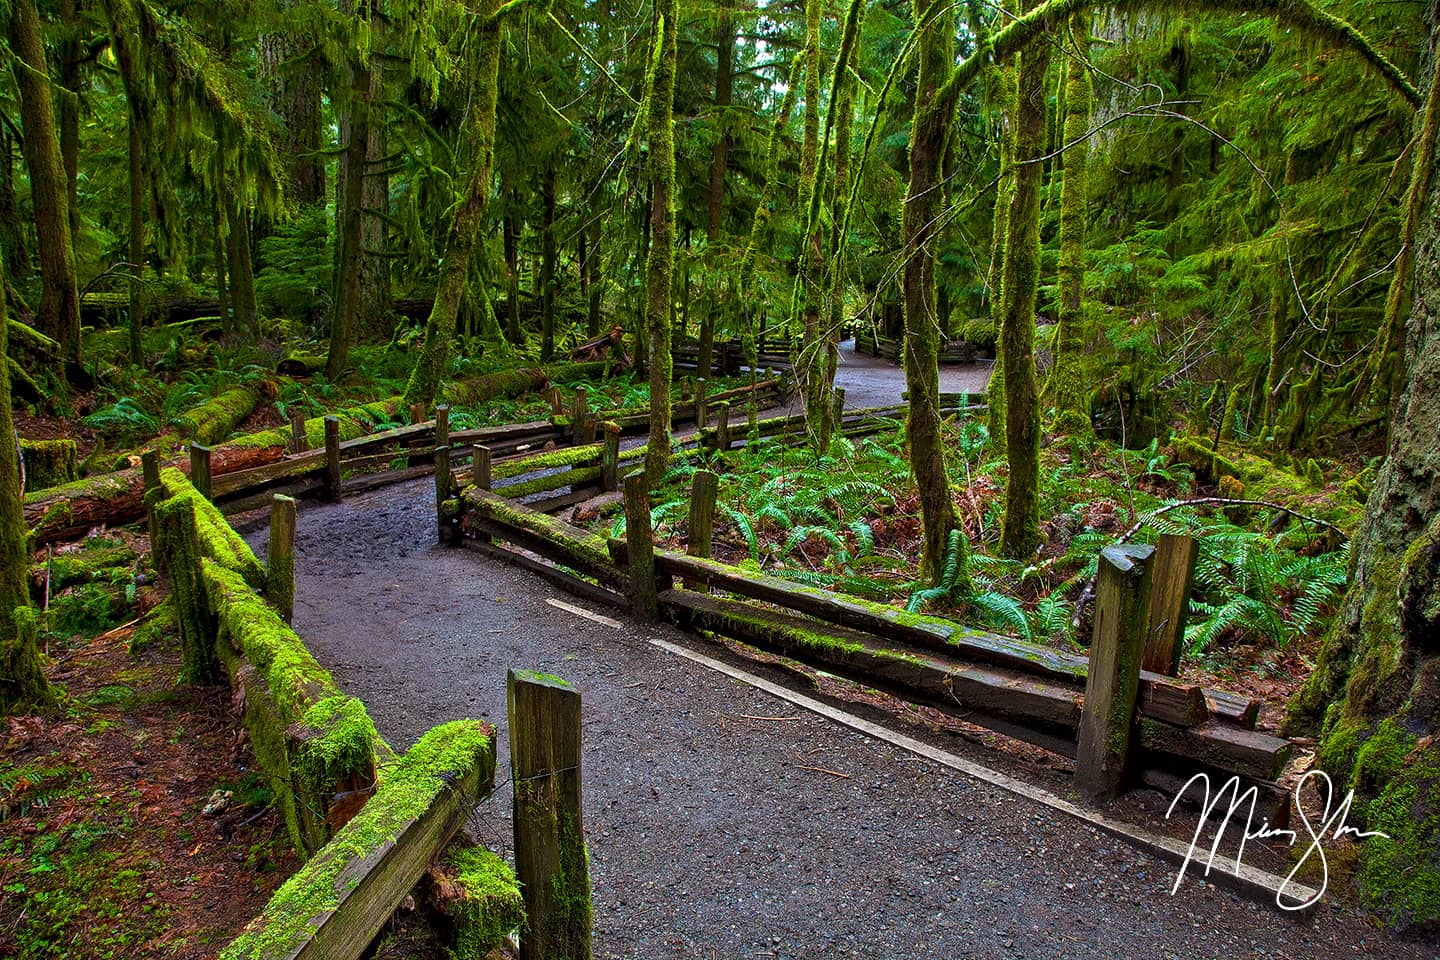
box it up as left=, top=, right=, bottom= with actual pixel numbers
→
left=147, top=471, right=542, bottom=958
left=447, top=477, right=1298, bottom=817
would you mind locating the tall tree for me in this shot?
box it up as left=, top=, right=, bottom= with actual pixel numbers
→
left=7, top=0, right=81, bottom=364
left=0, top=271, right=51, bottom=716
left=1287, top=13, right=1440, bottom=927
left=639, top=0, right=678, bottom=485
left=1047, top=11, right=1092, bottom=436
left=996, top=3, right=1049, bottom=561
left=402, top=0, right=504, bottom=409
left=327, top=2, right=376, bottom=380
left=697, top=2, right=737, bottom=380
left=901, top=0, right=962, bottom=582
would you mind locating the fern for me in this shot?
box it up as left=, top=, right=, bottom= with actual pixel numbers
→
left=718, top=504, right=759, bottom=562
left=967, top=590, right=1033, bottom=640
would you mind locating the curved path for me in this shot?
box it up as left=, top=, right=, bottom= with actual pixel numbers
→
left=247, top=355, right=1424, bottom=959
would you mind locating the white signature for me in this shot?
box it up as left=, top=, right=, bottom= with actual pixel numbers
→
left=1165, top=770, right=1389, bottom=910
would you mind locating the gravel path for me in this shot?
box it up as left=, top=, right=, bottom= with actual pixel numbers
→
left=244, top=354, right=1431, bottom=959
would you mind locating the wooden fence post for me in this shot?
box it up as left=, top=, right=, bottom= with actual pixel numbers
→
left=291, top=408, right=309, bottom=453
left=715, top=401, right=730, bottom=452
left=436, top=403, right=450, bottom=448
left=695, top=377, right=708, bottom=428
left=623, top=472, right=659, bottom=619
left=569, top=387, right=587, bottom=443
left=473, top=444, right=493, bottom=490
left=189, top=443, right=211, bottom=500
left=1142, top=533, right=1199, bottom=676
left=267, top=494, right=297, bottom=623
left=141, top=450, right=160, bottom=542
left=324, top=415, right=342, bottom=502
left=435, top=444, right=452, bottom=543
left=600, top=423, right=620, bottom=490
left=409, top=401, right=426, bottom=425
left=685, top=470, right=717, bottom=592
left=548, top=386, right=563, bottom=417
left=508, top=669, right=592, bottom=960
left=1076, top=543, right=1155, bottom=803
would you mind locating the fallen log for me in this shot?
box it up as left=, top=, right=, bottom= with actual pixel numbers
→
left=173, top=386, right=261, bottom=445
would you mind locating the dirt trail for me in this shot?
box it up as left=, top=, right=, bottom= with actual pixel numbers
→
left=246, top=357, right=1427, bottom=959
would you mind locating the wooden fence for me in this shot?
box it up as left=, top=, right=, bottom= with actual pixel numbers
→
left=445, top=470, right=1297, bottom=818
left=856, top=330, right=985, bottom=364
left=148, top=470, right=592, bottom=960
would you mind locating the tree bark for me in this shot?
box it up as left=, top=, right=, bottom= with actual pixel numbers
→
left=58, top=0, right=82, bottom=247
left=1048, top=12, right=1092, bottom=437
left=1287, top=20, right=1440, bottom=931
left=0, top=258, right=51, bottom=715
left=997, top=5, right=1049, bottom=561
left=8, top=0, right=81, bottom=364
left=403, top=0, right=502, bottom=409
left=902, top=0, right=962, bottom=583
left=541, top=163, right=557, bottom=361
left=698, top=5, right=736, bottom=381
left=503, top=211, right=523, bottom=345
left=641, top=0, right=678, bottom=485
left=328, top=48, right=373, bottom=379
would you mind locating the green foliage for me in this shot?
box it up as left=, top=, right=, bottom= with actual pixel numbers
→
left=255, top=207, right=333, bottom=326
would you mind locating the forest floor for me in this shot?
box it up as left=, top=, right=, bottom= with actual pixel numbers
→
left=0, top=553, right=297, bottom=959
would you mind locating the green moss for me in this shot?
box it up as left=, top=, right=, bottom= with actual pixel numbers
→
left=172, top=387, right=261, bottom=445
left=445, top=846, right=526, bottom=958
left=221, top=720, right=496, bottom=960
left=1356, top=740, right=1440, bottom=930
left=465, top=488, right=617, bottom=576
left=18, top=439, right=77, bottom=490
left=495, top=466, right=602, bottom=500
left=158, top=467, right=265, bottom=587
left=493, top=442, right=603, bottom=480
left=129, top=596, right=178, bottom=654
left=32, top=544, right=138, bottom=592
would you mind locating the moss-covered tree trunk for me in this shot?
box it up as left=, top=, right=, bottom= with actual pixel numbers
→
left=1287, top=22, right=1440, bottom=931
left=1048, top=11, right=1092, bottom=437
left=328, top=48, right=373, bottom=380
left=403, top=0, right=502, bottom=410
left=986, top=45, right=1017, bottom=442
left=503, top=210, right=523, bottom=345
left=698, top=5, right=736, bottom=381
left=640, top=0, right=678, bottom=486
left=997, top=10, right=1050, bottom=561
left=541, top=162, right=557, bottom=361
left=0, top=261, right=51, bottom=715
left=795, top=0, right=827, bottom=454
left=821, top=6, right=861, bottom=452
left=902, top=0, right=962, bottom=583
left=8, top=0, right=81, bottom=365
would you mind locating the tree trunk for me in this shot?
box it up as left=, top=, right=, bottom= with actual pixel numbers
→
left=127, top=112, right=147, bottom=365
left=261, top=10, right=326, bottom=208
left=403, top=0, right=502, bottom=409
left=59, top=0, right=82, bottom=247
left=997, top=6, right=1049, bottom=561
left=796, top=0, right=826, bottom=453
left=358, top=53, right=392, bottom=342
left=698, top=4, right=736, bottom=381
left=902, top=0, right=961, bottom=583
left=1286, top=22, right=1440, bottom=931
left=586, top=217, right=601, bottom=337
left=213, top=201, right=231, bottom=333
left=503, top=212, right=522, bottom=345
left=0, top=130, right=30, bottom=281
left=8, top=0, right=81, bottom=364
left=641, top=0, right=678, bottom=486
left=1048, top=12, right=1092, bottom=437
left=328, top=49, right=373, bottom=380
left=541, top=163, right=557, bottom=361
left=0, top=257, right=51, bottom=716
left=986, top=45, right=1018, bottom=441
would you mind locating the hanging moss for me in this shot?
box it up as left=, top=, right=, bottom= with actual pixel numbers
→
left=18, top=438, right=77, bottom=490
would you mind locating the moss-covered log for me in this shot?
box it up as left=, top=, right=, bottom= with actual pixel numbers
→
left=422, top=844, right=526, bottom=958
left=220, top=720, right=496, bottom=960
left=173, top=386, right=261, bottom=446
